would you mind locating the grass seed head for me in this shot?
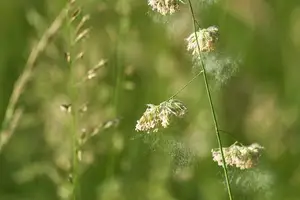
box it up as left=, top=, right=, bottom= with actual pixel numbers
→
left=135, top=99, right=187, bottom=133
left=148, top=0, right=180, bottom=15
left=211, top=142, right=264, bottom=170
left=186, top=26, right=219, bottom=55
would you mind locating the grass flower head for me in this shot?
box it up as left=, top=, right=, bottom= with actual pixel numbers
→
left=212, top=142, right=264, bottom=170
left=186, top=26, right=219, bottom=55
left=148, top=0, right=180, bottom=15
left=135, top=99, right=187, bottom=133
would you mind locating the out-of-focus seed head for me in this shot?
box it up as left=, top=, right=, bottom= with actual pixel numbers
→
left=211, top=142, right=264, bottom=170
left=75, top=28, right=90, bottom=43
left=186, top=26, right=219, bottom=55
left=135, top=99, right=187, bottom=133
left=148, top=0, right=180, bottom=15
left=60, top=104, right=72, bottom=113
left=85, top=59, right=107, bottom=80
left=76, top=15, right=90, bottom=33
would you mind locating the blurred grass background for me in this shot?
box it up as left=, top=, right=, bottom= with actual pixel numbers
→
left=1, top=0, right=300, bottom=199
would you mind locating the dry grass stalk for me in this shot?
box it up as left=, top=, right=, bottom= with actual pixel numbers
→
left=0, top=109, right=23, bottom=152
left=0, top=6, right=68, bottom=152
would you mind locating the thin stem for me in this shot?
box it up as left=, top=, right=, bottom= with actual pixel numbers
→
left=106, top=16, right=127, bottom=179
left=168, top=70, right=203, bottom=101
left=186, top=1, right=233, bottom=199
left=66, top=3, right=80, bottom=200
left=218, top=129, right=239, bottom=141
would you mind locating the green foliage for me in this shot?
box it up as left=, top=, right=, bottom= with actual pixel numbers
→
left=1, top=0, right=300, bottom=200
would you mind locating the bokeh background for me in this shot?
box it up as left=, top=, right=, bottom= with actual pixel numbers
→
left=1, top=0, right=300, bottom=199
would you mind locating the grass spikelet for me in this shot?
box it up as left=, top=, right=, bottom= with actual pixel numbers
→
left=212, top=142, right=265, bottom=170
left=135, top=99, right=187, bottom=133
left=148, top=0, right=180, bottom=15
